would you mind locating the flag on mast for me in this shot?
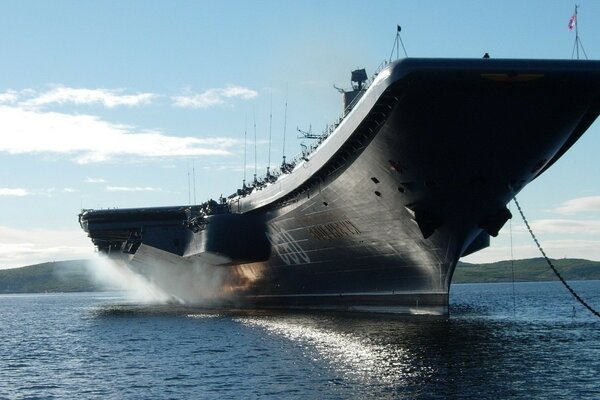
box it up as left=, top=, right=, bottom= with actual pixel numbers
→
left=568, top=13, right=576, bottom=30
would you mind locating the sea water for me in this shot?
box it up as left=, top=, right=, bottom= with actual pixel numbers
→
left=0, top=281, right=598, bottom=399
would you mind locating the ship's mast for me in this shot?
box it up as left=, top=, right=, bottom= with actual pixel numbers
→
left=192, top=159, right=196, bottom=204
left=243, top=118, right=247, bottom=189
left=388, top=24, right=408, bottom=62
left=571, top=5, right=588, bottom=60
left=267, top=95, right=272, bottom=177
left=282, top=90, right=288, bottom=167
left=253, top=111, right=257, bottom=184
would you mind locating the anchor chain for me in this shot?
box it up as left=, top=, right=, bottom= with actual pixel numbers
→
left=513, top=197, right=600, bottom=319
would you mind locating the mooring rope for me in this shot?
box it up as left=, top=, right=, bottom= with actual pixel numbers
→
left=513, top=197, right=600, bottom=319
left=509, top=203, right=516, bottom=316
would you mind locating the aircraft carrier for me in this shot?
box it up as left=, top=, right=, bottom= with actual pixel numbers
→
left=79, top=57, right=600, bottom=314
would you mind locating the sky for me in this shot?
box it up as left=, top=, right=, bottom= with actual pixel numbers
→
left=0, top=0, right=599, bottom=268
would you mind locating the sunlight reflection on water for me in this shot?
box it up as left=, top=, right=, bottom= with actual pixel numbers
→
left=234, top=315, right=432, bottom=385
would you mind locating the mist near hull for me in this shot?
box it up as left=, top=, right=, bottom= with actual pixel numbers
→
left=85, top=254, right=171, bottom=303
left=84, top=244, right=261, bottom=306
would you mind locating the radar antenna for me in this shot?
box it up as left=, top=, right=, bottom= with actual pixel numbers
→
left=351, top=69, right=368, bottom=91
left=334, top=69, right=368, bottom=111
left=297, top=124, right=319, bottom=139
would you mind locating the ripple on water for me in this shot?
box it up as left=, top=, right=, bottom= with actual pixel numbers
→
left=0, top=282, right=598, bottom=399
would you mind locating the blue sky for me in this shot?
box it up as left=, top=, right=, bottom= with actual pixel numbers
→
left=1, top=0, right=599, bottom=268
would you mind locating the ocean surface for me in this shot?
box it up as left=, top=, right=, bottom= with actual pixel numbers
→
left=0, top=281, right=599, bottom=399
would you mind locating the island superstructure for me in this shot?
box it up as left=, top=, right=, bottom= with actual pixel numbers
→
left=80, top=57, right=600, bottom=314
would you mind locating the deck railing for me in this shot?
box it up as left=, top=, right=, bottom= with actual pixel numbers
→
left=237, top=59, right=392, bottom=196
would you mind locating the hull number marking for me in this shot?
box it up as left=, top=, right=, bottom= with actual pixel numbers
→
left=308, top=220, right=361, bottom=241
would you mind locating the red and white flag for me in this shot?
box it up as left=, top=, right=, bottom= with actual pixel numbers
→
left=568, top=14, right=577, bottom=30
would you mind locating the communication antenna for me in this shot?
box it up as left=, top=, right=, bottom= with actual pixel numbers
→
left=570, top=5, right=588, bottom=60
left=187, top=163, right=191, bottom=204
left=282, top=88, right=289, bottom=167
left=267, top=95, right=273, bottom=176
left=192, top=159, right=197, bottom=204
left=243, top=117, right=247, bottom=189
left=253, top=110, right=257, bottom=184
left=389, top=24, right=408, bottom=62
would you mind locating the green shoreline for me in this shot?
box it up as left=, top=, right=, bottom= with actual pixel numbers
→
left=454, top=258, right=600, bottom=283
left=1, top=258, right=599, bottom=294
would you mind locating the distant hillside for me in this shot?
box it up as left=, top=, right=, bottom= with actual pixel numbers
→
left=454, top=258, right=600, bottom=283
left=0, top=260, right=106, bottom=294
left=0, top=258, right=599, bottom=294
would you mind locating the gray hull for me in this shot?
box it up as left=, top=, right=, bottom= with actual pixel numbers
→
left=80, top=58, right=600, bottom=314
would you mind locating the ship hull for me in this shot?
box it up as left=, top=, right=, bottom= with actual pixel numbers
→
left=80, top=58, right=600, bottom=314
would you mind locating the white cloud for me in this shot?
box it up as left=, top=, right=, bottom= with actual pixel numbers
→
left=0, top=188, right=29, bottom=196
left=106, top=186, right=162, bottom=192
left=552, top=196, right=600, bottom=215
left=85, top=177, right=106, bottom=183
left=529, top=219, right=600, bottom=234
left=0, top=105, right=237, bottom=163
left=0, top=226, right=94, bottom=269
left=17, top=86, right=156, bottom=108
left=172, top=85, right=258, bottom=109
left=0, top=90, right=18, bottom=104
left=220, top=86, right=258, bottom=99
left=0, top=187, right=79, bottom=197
